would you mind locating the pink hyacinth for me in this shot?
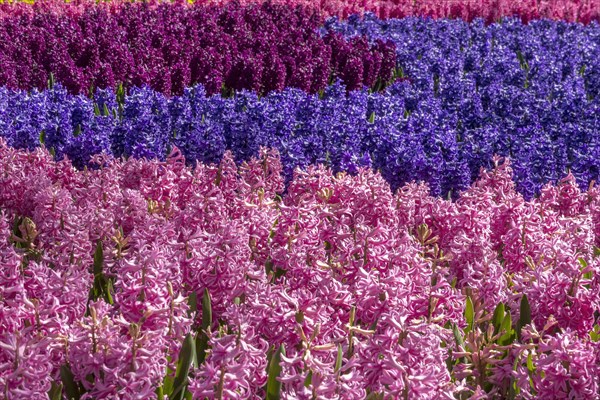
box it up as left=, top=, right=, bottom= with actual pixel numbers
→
left=0, top=142, right=600, bottom=398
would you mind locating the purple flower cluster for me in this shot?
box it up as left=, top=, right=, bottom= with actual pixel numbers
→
left=2, top=143, right=600, bottom=398
left=316, top=15, right=600, bottom=196
left=0, top=1, right=396, bottom=96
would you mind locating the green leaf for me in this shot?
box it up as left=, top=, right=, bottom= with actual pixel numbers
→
left=452, top=323, right=464, bottom=347
left=516, top=294, right=531, bottom=341
left=156, top=385, right=164, bottom=400
left=103, top=103, right=110, bottom=117
left=508, top=355, right=522, bottom=399
left=526, top=352, right=535, bottom=373
left=88, top=240, right=114, bottom=306
left=303, top=370, right=313, bottom=388
left=492, top=302, right=505, bottom=336
left=347, top=306, right=356, bottom=358
left=48, top=73, right=55, bottom=89
left=188, top=291, right=198, bottom=315
left=498, top=311, right=515, bottom=346
left=266, top=344, right=285, bottom=400
left=334, top=343, right=343, bottom=373
left=580, top=257, right=594, bottom=281
left=93, top=240, right=103, bottom=275
left=116, top=83, right=125, bottom=105
left=60, top=364, right=83, bottom=400
left=105, top=279, right=114, bottom=305
left=265, top=259, right=274, bottom=275
left=396, top=66, right=405, bottom=78
left=498, top=331, right=515, bottom=346
left=590, top=325, right=600, bottom=342
left=39, top=130, right=46, bottom=145
left=73, top=124, right=82, bottom=137
left=465, top=296, right=474, bottom=333
left=161, top=360, right=176, bottom=396
left=501, top=310, right=512, bottom=332
left=365, top=391, right=384, bottom=400
left=170, top=334, right=195, bottom=400
left=201, top=288, right=212, bottom=330
left=48, top=382, right=63, bottom=400
left=450, top=276, right=457, bottom=289
left=368, top=111, right=375, bottom=123
left=195, top=288, right=212, bottom=367
left=94, top=103, right=101, bottom=116
left=452, top=323, right=466, bottom=364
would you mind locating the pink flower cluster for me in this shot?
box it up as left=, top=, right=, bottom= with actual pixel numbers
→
left=279, top=0, right=600, bottom=23
left=1, top=143, right=600, bottom=399
left=2, top=0, right=598, bottom=23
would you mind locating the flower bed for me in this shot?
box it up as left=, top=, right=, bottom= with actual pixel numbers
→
left=0, top=2, right=396, bottom=95
left=1, top=143, right=600, bottom=398
left=1, top=1, right=600, bottom=399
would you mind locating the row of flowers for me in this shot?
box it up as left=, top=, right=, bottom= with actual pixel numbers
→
left=0, top=2, right=397, bottom=95
left=1, top=1, right=599, bottom=99
left=1, top=142, right=600, bottom=399
left=1, top=75, right=597, bottom=200
left=2, top=15, right=599, bottom=196
left=2, top=0, right=599, bottom=24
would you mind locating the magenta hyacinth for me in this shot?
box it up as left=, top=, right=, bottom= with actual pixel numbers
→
left=0, top=141, right=599, bottom=398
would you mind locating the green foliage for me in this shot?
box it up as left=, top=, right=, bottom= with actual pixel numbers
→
left=464, top=296, right=474, bottom=333
left=169, top=334, right=195, bottom=400
left=498, top=310, right=515, bottom=345
left=334, top=343, right=343, bottom=374
left=491, top=302, right=505, bottom=336
left=266, top=344, right=285, bottom=400
left=48, top=382, right=63, bottom=400
left=88, top=240, right=114, bottom=310
left=590, top=325, right=600, bottom=342
left=195, top=288, right=212, bottom=366
left=516, top=294, right=531, bottom=341
left=60, top=364, right=85, bottom=400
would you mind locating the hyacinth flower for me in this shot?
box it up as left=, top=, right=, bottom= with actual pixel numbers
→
left=2, top=142, right=600, bottom=398
left=1, top=14, right=600, bottom=197
left=0, top=79, right=598, bottom=199
left=0, top=1, right=397, bottom=96
left=0, top=0, right=597, bottom=24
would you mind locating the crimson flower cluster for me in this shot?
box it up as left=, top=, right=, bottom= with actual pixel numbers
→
left=0, top=1, right=396, bottom=95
